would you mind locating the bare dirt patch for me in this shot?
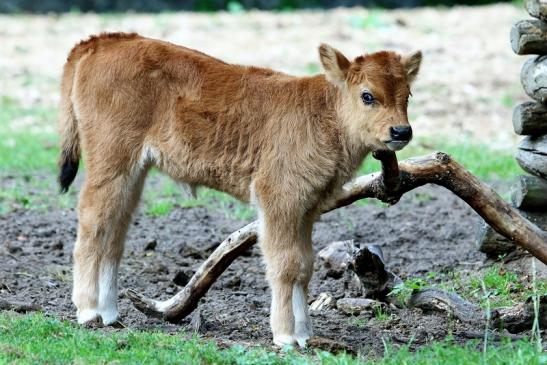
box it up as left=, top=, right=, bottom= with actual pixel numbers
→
left=1, top=185, right=527, bottom=355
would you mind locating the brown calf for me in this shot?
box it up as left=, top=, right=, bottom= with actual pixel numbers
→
left=58, top=32, right=421, bottom=347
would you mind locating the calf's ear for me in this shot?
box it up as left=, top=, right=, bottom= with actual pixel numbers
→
left=402, top=50, right=422, bottom=84
left=318, top=44, right=350, bottom=86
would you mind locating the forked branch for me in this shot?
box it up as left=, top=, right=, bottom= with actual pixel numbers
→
left=126, top=151, right=547, bottom=323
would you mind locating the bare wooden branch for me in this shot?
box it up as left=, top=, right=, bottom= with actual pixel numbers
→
left=346, top=243, right=401, bottom=300
left=126, top=221, right=258, bottom=322
left=526, top=0, right=547, bottom=22
left=511, top=19, right=547, bottom=55
left=513, top=101, right=547, bottom=135
left=521, top=56, right=547, bottom=103
left=0, top=299, right=42, bottom=313
left=127, top=151, right=547, bottom=323
left=511, top=174, right=547, bottom=210
left=409, top=288, right=546, bottom=333
left=515, top=135, right=547, bottom=179
left=409, top=288, right=484, bottom=323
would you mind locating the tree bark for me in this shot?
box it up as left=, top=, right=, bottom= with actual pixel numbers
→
left=127, top=151, right=547, bottom=323
left=515, top=135, right=547, bottom=179
left=511, top=19, right=547, bottom=55
left=521, top=56, right=547, bottom=103
left=513, top=101, right=547, bottom=135
left=526, top=0, right=547, bottom=22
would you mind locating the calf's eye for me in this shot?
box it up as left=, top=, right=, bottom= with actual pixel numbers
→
left=361, top=91, right=375, bottom=105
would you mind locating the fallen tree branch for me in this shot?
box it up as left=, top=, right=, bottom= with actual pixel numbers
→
left=408, top=288, right=484, bottom=323
left=127, top=151, right=547, bottom=323
left=0, top=299, right=42, bottom=313
left=409, top=288, right=546, bottom=333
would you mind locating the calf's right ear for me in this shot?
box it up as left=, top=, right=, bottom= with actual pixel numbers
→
left=318, top=44, right=350, bottom=86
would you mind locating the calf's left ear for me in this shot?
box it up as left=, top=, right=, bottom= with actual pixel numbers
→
left=319, top=43, right=350, bottom=86
left=402, top=50, right=422, bottom=84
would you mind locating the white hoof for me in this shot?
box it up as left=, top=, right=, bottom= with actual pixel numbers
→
left=293, top=283, right=313, bottom=348
left=98, top=309, right=119, bottom=326
left=77, top=309, right=100, bottom=324
left=294, top=333, right=310, bottom=348
left=273, top=334, right=296, bottom=348
left=294, top=321, right=312, bottom=348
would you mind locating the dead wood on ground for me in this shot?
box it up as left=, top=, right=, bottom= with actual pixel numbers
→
left=127, top=151, right=547, bottom=323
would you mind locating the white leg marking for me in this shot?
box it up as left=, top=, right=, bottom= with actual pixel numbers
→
left=270, top=287, right=297, bottom=347
left=273, top=334, right=297, bottom=348
left=72, top=237, right=100, bottom=324
left=293, top=283, right=313, bottom=347
left=77, top=309, right=100, bottom=324
left=97, top=261, right=119, bottom=325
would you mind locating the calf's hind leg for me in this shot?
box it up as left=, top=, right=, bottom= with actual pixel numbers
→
left=72, top=171, right=146, bottom=325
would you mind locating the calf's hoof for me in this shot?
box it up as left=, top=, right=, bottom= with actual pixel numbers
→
left=77, top=308, right=119, bottom=326
left=77, top=308, right=101, bottom=325
left=273, top=334, right=297, bottom=348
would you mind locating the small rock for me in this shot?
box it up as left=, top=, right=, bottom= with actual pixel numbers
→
left=317, top=240, right=352, bottom=277
left=36, top=228, right=55, bottom=238
left=336, top=298, right=380, bottom=315
left=505, top=255, right=547, bottom=280
left=172, top=270, right=191, bottom=286
left=310, top=292, right=335, bottom=311
left=5, top=241, right=22, bottom=255
left=144, top=263, right=169, bottom=275
left=51, top=241, right=63, bottom=251
left=144, top=240, right=157, bottom=251
left=227, top=275, right=241, bottom=288
left=191, top=308, right=206, bottom=333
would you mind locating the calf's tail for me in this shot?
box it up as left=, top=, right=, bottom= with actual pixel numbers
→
left=57, top=59, right=80, bottom=193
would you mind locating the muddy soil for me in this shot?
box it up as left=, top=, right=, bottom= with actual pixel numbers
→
left=1, top=184, right=517, bottom=355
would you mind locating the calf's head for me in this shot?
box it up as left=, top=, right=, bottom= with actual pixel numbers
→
left=319, top=44, right=422, bottom=152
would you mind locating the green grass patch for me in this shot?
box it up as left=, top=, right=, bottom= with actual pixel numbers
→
left=389, top=265, right=547, bottom=310
left=0, top=312, right=544, bottom=365
left=358, top=138, right=521, bottom=180
left=0, top=96, right=58, bottom=174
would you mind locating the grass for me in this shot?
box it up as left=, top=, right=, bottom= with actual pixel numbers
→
left=0, top=312, right=544, bottom=365
left=388, top=265, right=547, bottom=310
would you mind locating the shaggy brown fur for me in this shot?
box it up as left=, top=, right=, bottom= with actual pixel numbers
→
left=58, top=32, right=421, bottom=346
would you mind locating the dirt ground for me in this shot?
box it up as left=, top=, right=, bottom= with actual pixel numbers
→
left=1, top=184, right=517, bottom=355
left=0, top=4, right=531, bottom=147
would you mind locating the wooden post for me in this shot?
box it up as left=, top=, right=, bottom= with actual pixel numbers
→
left=477, top=0, right=547, bottom=259
left=513, top=101, right=547, bottom=135
left=526, top=0, right=547, bottom=22
left=515, top=135, right=547, bottom=179
left=521, top=56, right=547, bottom=103
left=511, top=19, right=547, bottom=55
left=511, top=174, right=547, bottom=210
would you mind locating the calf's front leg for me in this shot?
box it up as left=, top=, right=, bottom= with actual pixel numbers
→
left=260, top=216, right=314, bottom=347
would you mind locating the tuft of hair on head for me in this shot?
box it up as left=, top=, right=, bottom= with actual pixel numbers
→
left=318, top=43, right=350, bottom=86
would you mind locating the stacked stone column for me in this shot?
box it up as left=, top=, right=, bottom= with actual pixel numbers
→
left=476, top=0, right=547, bottom=257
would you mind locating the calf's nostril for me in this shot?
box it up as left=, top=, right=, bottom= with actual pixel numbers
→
left=389, top=125, right=412, bottom=141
